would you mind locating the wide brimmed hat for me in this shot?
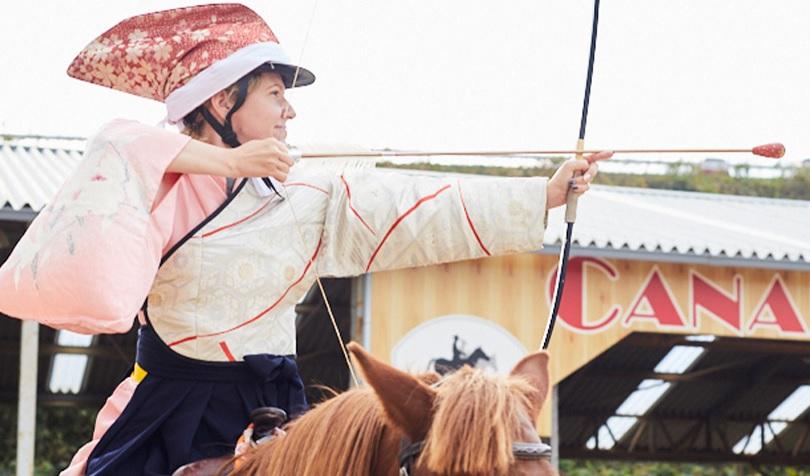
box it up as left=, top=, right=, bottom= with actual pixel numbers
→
left=67, top=3, right=315, bottom=123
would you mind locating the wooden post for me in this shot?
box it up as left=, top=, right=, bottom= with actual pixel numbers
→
left=551, top=384, right=560, bottom=470
left=361, top=274, right=372, bottom=350
left=17, top=320, right=38, bottom=476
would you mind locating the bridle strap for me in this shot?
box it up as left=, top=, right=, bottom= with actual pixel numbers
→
left=513, top=441, right=553, bottom=460
left=399, top=439, right=425, bottom=468
left=398, top=439, right=552, bottom=474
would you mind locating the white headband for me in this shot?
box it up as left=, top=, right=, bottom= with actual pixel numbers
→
left=165, top=42, right=314, bottom=124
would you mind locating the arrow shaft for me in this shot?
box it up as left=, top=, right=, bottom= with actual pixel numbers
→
left=300, top=147, right=755, bottom=159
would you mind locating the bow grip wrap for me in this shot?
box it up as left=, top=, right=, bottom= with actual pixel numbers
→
left=564, top=138, right=585, bottom=223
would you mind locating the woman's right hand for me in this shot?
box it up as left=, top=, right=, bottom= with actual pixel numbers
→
left=227, top=138, right=295, bottom=181
left=170, top=137, right=294, bottom=180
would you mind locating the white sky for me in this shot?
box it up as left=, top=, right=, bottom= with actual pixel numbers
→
left=0, top=1, right=808, bottom=165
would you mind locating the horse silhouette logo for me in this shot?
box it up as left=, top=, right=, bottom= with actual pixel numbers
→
left=391, top=315, right=527, bottom=377
left=428, top=335, right=496, bottom=375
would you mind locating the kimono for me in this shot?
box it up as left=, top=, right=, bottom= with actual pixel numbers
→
left=0, top=119, right=548, bottom=475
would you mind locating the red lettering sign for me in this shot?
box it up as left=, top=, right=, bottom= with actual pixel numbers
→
left=691, top=271, right=742, bottom=333
left=548, top=257, right=621, bottom=332
left=544, top=260, right=806, bottom=338
left=748, top=276, right=806, bottom=334
left=623, top=268, right=685, bottom=328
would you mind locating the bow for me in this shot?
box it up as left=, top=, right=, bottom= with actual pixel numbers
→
left=286, top=2, right=782, bottom=366
left=283, top=0, right=603, bottom=377
left=284, top=2, right=604, bottom=375
left=541, top=0, right=601, bottom=350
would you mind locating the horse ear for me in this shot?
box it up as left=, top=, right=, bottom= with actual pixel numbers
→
left=347, top=342, right=437, bottom=441
left=510, top=351, right=551, bottom=418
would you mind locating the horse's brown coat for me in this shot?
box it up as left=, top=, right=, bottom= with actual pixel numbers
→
left=227, top=343, right=556, bottom=476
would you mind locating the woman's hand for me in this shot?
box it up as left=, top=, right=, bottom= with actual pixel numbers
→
left=546, top=151, right=613, bottom=210
left=227, top=138, right=295, bottom=181
left=169, top=137, right=293, bottom=180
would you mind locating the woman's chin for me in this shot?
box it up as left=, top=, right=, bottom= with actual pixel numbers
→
left=273, top=129, right=287, bottom=141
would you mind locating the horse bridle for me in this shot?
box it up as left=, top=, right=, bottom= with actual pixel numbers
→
left=398, top=438, right=552, bottom=475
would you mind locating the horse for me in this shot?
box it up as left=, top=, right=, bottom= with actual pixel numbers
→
left=213, top=342, right=556, bottom=476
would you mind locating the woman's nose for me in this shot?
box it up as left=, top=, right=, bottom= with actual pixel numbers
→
left=284, top=102, right=296, bottom=120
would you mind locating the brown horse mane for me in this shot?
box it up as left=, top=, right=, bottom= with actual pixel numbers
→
left=228, top=368, right=535, bottom=476
left=228, top=386, right=386, bottom=476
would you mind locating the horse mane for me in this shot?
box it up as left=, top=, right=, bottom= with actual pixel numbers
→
left=228, top=387, right=387, bottom=476
left=420, top=366, right=535, bottom=476
left=227, top=369, right=534, bottom=476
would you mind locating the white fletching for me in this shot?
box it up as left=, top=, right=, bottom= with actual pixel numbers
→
left=291, top=142, right=378, bottom=171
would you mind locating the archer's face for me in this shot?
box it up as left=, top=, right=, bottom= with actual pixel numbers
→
left=231, top=72, right=296, bottom=142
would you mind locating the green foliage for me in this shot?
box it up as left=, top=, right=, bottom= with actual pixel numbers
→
left=380, top=161, right=810, bottom=200
left=560, top=460, right=810, bottom=475
left=0, top=404, right=97, bottom=476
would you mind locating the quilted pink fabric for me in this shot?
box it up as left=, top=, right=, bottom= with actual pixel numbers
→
left=0, top=120, right=225, bottom=334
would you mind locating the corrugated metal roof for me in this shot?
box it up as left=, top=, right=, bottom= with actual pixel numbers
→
left=1, top=144, right=808, bottom=265
left=0, top=142, right=83, bottom=211
left=560, top=332, right=810, bottom=463
left=545, top=185, right=810, bottom=266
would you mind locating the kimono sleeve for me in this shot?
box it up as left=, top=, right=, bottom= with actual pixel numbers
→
left=0, top=119, right=191, bottom=334
left=316, top=169, right=548, bottom=277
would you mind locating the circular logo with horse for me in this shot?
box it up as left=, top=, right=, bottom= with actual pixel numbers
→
left=391, top=315, right=528, bottom=376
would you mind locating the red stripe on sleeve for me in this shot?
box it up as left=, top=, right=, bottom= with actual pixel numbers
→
left=457, top=180, right=491, bottom=256
left=340, top=175, right=376, bottom=235
left=169, top=237, right=323, bottom=347
left=202, top=198, right=273, bottom=238
left=364, top=184, right=452, bottom=272
left=285, top=182, right=329, bottom=195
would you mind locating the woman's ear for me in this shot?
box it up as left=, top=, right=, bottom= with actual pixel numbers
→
left=347, top=342, right=436, bottom=442
left=206, top=90, right=233, bottom=123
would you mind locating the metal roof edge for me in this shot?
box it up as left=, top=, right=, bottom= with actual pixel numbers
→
left=0, top=207, right=36, bottom=223
left=535, top=245, right=810, bottom=271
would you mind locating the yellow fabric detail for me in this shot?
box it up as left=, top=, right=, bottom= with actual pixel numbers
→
left=131, top=363, right=148, bottom=383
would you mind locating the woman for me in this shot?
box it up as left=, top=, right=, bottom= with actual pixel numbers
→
left=0, top=4, right=607, bottom=475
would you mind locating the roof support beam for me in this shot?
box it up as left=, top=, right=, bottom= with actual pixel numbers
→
left=560, top=447, right=810, bottom=465
left=0, top=341, right=131, bottom=360
left=622, top=334, right=810, bottom=356
left=565, top=411, right=799, bottom=426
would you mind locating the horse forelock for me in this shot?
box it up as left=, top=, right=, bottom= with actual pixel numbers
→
left=419, top=366, right=536, bottom=476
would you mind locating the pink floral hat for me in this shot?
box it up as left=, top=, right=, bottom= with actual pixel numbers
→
left=67, top=3, right=315, bottom=123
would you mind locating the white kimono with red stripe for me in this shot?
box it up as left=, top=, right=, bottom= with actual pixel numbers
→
left=149, top=161, right=548, bottom=361
left=0, top=119, right=547, bottom=473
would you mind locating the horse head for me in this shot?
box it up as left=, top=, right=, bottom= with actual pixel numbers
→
left=347, top=342, right=555, bottom=476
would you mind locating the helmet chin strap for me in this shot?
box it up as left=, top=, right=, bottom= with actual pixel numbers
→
left=198, top=76, right=250, bottom=148
left=197, top=77, right=280, bottom=196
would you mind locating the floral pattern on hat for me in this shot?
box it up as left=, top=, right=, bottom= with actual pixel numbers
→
left=68, top=4, right=278, bottom=102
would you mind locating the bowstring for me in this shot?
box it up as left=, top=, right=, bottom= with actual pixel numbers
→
left=280, top=185, right=360, bottom=388
left=284, top=0, right=361, bottom=387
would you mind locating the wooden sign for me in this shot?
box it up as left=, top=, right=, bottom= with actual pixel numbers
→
left=364, top=253, right=809, bottom=434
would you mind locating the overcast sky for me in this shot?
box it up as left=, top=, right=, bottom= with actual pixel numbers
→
left=0, top=1, right=807, bottom=165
